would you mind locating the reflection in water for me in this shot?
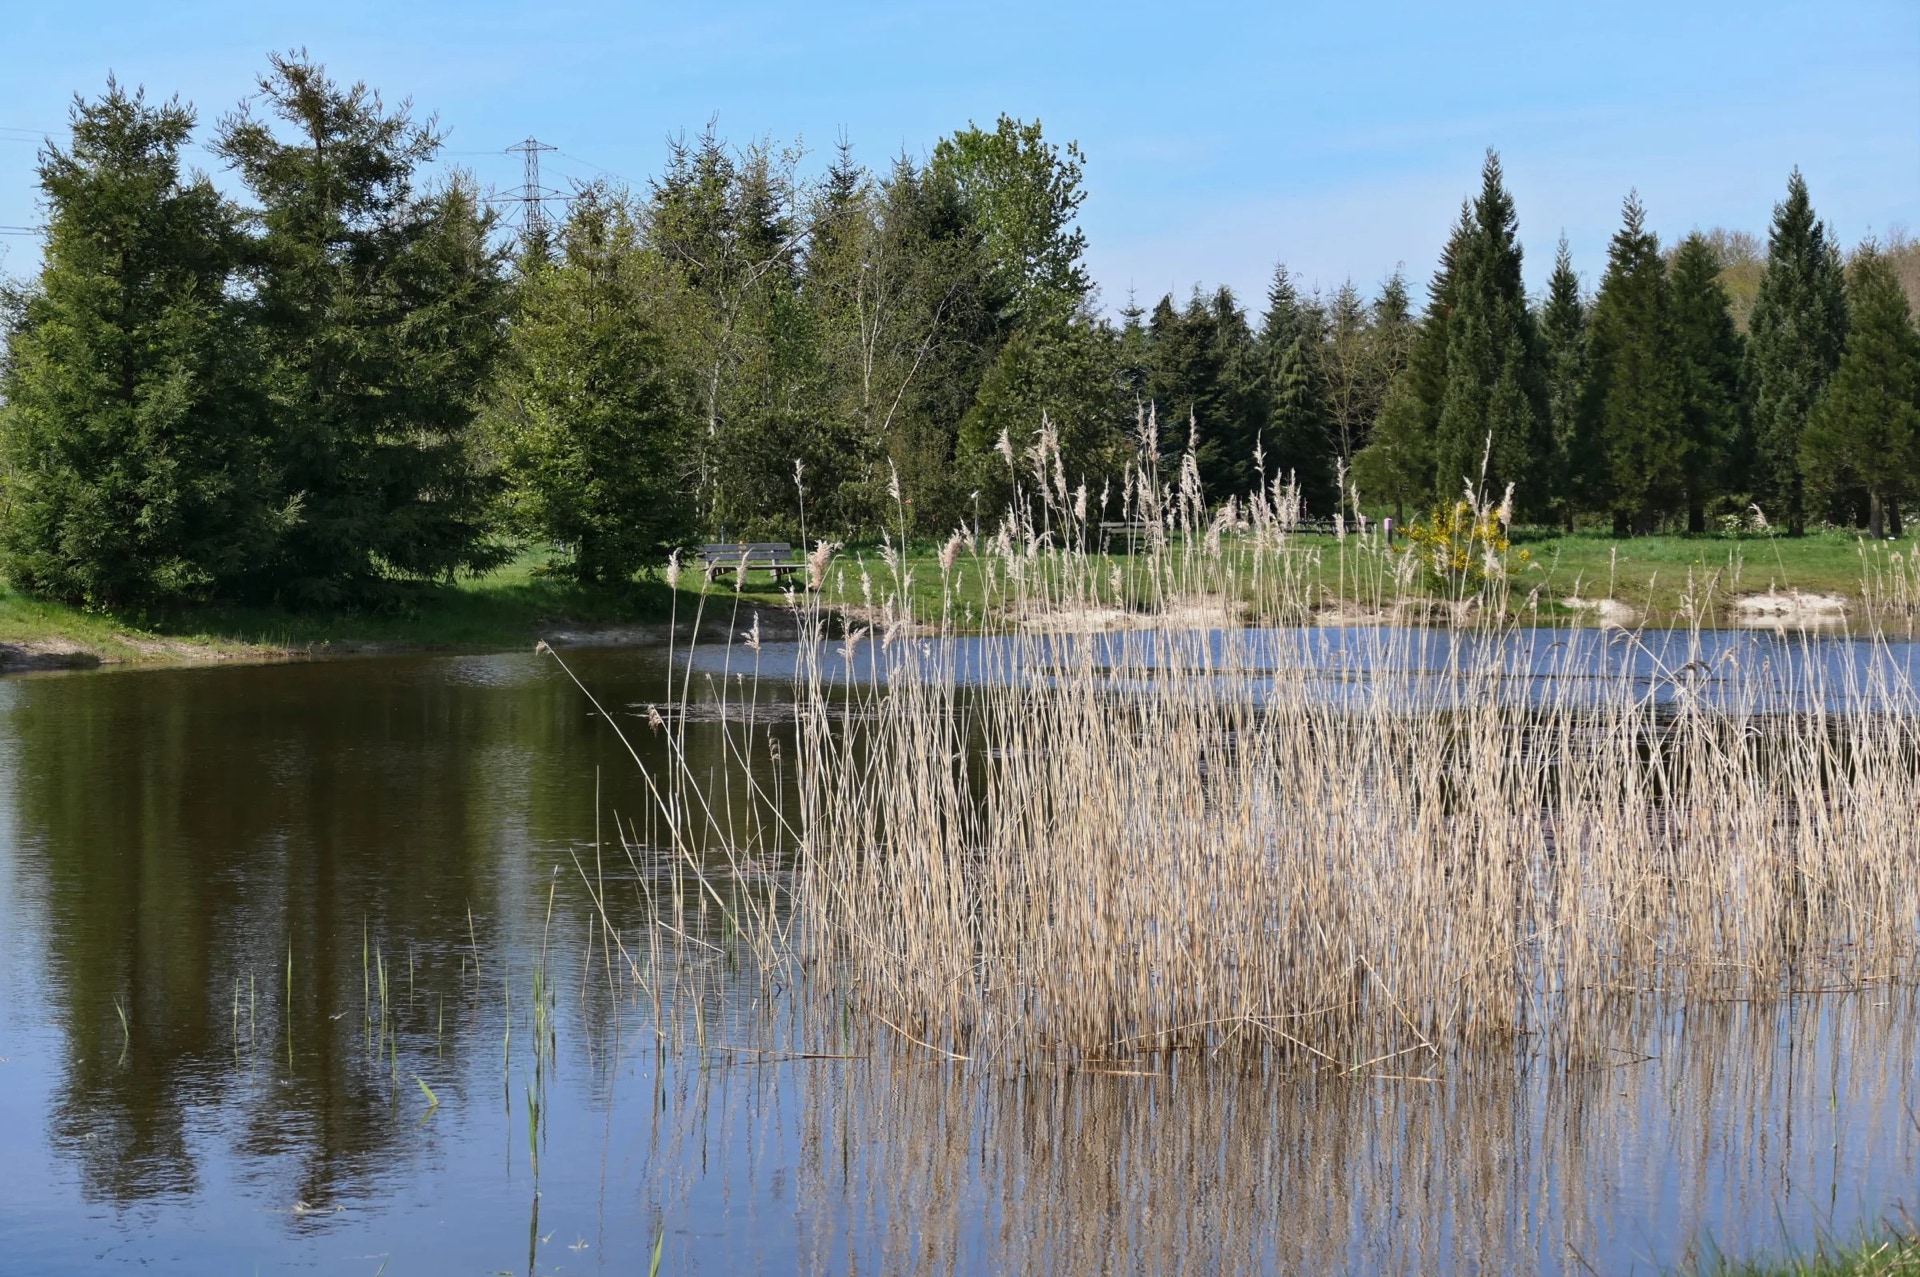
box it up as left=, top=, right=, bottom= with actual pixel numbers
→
left=780, top=993, right=1917, bottom=1274
left=0, top=648, right=1913, bottom=1273
left=0, top=653, right=684, bottom=1217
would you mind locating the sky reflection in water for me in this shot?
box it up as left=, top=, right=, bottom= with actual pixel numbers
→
left=0, top=645, right=1913, bottom=1274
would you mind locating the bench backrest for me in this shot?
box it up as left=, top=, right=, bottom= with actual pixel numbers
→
left=699, top=542, right=793, bottom=563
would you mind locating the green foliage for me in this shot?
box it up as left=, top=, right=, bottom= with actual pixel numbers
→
left=1264, top=329, right=1337, bottom=516
left=646, top=127, right=812, bottom=537
left=1386, top=204, right=1468, bottom=500
left=8, top=64, right=1905, bottom=623
left=929, top=115, right=1089, bottom=325
left=488, top=188, right=695, bottom=581
left=806, top=152, right=1006, bottom=536
left=216, top=52, right=511, bottom=603
left=1746, top=169, right=1849, bottom=534
left=1800, top=244, right=1920, bottom=538
left=957, top=315, right=1129, bottom=520
left=1587, top=193, right=1687, bottom=533
left=0, top=80, right=275, bottom=608
left=1257, top=269, right=1337, bottom=512
left=1398, top=499, right=1528, bottom=591
left=1147, top=285, right=1264, bottom=498
left=1352, top=380, right=1432, bottom=521
left=1541, top=238, right=1592, bottom=525
left=1670, top=232, right=1745, bottom=525
left=1433, top=152, right=1550, bottom=516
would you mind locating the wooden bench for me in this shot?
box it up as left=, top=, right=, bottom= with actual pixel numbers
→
left=1098, top=520, right=1158, bottom=550
left=697, top=542, right=808, bottom=585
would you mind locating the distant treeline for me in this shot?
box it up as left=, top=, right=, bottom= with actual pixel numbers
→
left=3, top=55, right=1919, bottom=608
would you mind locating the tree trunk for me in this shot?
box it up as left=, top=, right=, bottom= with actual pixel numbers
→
left=1891, top=501, right=1905, bottom=538
left=1612, top=509, right=1630, bottom=537
left=1869, top=490, right=1885, bottom=540
left=1633, top=506, right=1655, bottom=537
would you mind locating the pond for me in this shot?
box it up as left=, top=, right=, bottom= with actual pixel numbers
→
left=0, top=646, right=1914, bottom=1274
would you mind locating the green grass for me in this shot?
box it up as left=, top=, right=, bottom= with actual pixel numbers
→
left=1692, top=1231, right=1920, bottom=1275
left=1509, top=527, right=1894, bottom=616
left=787, top=527, right=1909, bottom=628
left=0, top=547, right=697, bottom=668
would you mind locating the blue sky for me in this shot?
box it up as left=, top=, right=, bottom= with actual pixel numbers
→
left=2, top=0, right=1916, bottom=313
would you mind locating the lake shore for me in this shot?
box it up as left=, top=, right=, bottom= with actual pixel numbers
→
left=3, top=531, right=1910, bottom=674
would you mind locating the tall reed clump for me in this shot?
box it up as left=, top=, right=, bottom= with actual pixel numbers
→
left=583, top=419, right=1920, bottom=1072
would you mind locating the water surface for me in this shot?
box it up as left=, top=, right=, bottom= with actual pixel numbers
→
left=0, top=647, right=1913, bottom=1274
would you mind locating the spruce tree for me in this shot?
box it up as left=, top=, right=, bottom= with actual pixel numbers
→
left=1800, top=244, right=1920, bottom=539
left=1668, top=232, right=1744, bottom=531
left=1256, top=267, right=1334, bottom=509
left=1586, top=194, right=1687, bottom=534
left=1745, top=169, right=1848, bottom=534
left=1266, top=330, right=1336, bottom=514
left=1367, top=269, right=1416, bottom=398
left=1433, top=152, right=1549, bottom=513
left=1144, top=286, right=1263, bottom=498
left=1354, top=242, right=1457, bottom=520
left=0, top=81, right=273, bottom=607
left=489, top=187, right=694, bottom=582
left=1540, top=238, right=1591, bottom=528
left=216, top=53, right=511, bottom=603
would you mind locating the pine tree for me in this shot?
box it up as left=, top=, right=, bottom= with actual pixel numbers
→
left=1586, top=194, right=1687, bottom=534
left=1668, top=232, right=1744, bottom=531
left=1116, top=291, right=1152, bottom=409
left=0, top=80, right=274, bottom=607
left=1434, top=154, right=1549, bottom=513
left=1746, top=169, right=1848, bottom=535
left=216, top=53, right=510, bottom=602
left=1540, top=238, right=1591, bottom=527
left=489, top=187, right=694, bottom=581
left=1800, top=244, right=1920, bottom=539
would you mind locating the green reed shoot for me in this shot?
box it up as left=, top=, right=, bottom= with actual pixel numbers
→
left=414, top=1075, right=438, bottom=1109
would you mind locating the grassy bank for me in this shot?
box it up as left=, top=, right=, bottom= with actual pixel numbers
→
left=1698, top=1232, right=1920, bottom=1275
left=0, top=548, right=693, bottom=671
left=3, top=529, right=1914, bottom=672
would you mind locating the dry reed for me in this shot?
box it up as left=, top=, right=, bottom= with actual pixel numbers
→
left=580, top=423, right=1920, bottom=1074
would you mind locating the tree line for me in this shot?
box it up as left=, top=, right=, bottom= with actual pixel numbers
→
left=4, top=56, right=1919, bottom=609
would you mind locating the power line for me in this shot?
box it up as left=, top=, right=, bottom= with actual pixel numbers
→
left=554, top=149, right=634, bottom=186
left=490, top=136, right=562, bottom=243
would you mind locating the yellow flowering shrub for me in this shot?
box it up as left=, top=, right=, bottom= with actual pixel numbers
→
left=1399, top=501, right=1529, bottom=590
